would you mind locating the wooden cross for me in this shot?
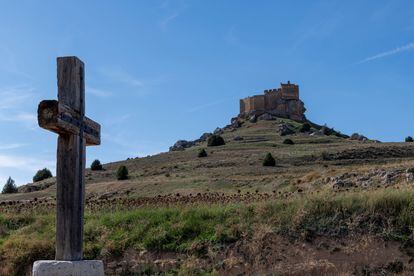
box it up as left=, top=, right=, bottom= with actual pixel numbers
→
left=38, top=57, right=101, bottom=261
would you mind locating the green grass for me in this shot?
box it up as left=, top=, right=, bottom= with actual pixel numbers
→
left=2, top=189, right=414, bottom=274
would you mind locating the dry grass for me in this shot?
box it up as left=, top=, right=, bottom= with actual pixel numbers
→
left=1, top=118, right=414, bottom=274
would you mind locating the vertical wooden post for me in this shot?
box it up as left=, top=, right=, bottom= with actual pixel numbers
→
left=55, top=57, right=85, bottom=261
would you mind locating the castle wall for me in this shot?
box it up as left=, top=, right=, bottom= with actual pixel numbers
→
left=239, top=82, right=305, bottom=121
left=240, top=99, right=246, bottom=114
left=240, top=95, right=265, bottom=114
left=264, top=91, right=281, bottom=110
left=249, top=95, right=265, bottom=111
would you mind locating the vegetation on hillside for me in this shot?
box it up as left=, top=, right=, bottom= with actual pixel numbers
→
left=282, top=138, right=294, bottom=145
left=2, top=190, right=414, bottom=274
left=1, top=177, right=17, bottom=194
left=262, top=153, right=276, bottom=167
left=197, top=148, right=207, bottom=158
left=207, top=135, right=225, bottom=147
left=32, top=168, right=52, bottom=183
left=116, top=165, right=129, bottom=180
left=91, top=159, right=103, bottom=171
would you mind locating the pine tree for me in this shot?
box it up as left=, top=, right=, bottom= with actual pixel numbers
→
left=91, top=159, right=103, bottom=170
left=263, top=153, right=276, bottom=167
left=2, top=177, right=18, bottom=194
left=117, top=165, right=129, bottom=180
left=198, top=148, right=208, bottom=157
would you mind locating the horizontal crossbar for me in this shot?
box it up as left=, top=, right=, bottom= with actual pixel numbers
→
left=38, top=100, right=101, bottom=146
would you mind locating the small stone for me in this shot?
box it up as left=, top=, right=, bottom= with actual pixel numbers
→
left=278, top=123, right=296, bottom=136
left=249, top=115, right=257, bottom=123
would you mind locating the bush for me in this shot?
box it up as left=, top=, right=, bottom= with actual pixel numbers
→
left=283, top=138, right=294, bottom=145
left=2, top=177, right=18, bottom=194
left=321, top=151, right=330, bottom=161
left=32, top=168, right=52, bottom=183
left=91, top=159, right=103, bottom=171
left=198, top=149, right=208, bottom=158
left=321, top=126, right=333, bottom=136
left=207, top=135, right=225, bottom=147
left=263, top=153, right=276, bottom=167
left=116, top=166, right=129, bottom=180
left=300, top=122, right=311, bottom=133
left=406, top=136, right=413, bottom=143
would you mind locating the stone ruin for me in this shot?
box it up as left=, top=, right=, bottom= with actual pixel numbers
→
left=239, top=81, right=306, bottom=121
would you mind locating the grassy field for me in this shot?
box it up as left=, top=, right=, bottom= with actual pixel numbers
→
left=1, top=117, right=414, bottom=274
left=2, top=189, right=414, bottom=274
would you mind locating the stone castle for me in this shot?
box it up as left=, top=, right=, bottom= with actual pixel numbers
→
left=239, top=81, right=306, bottom=121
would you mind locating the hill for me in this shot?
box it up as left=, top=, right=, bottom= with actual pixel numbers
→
left=2, top=116, right=413, bottom=202
left=1, top=115, right=414, bottom=275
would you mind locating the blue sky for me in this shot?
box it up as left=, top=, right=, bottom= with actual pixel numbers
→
left=0, top=0, right=414, bottom=187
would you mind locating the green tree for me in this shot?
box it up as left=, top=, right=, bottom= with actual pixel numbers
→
left=263, top=153, right=276, bottom=167
left=197, top=148, right=208, bottom=157
left=117, top=165, right=129, bottom=180
left=33, top=168, right=53, bottom=182
left=207, top=135, right=225, bottom=147
left=405, top=136, right=413, bottom=143
left=2, top=177, right=18, bottom=194
left=91, top=159, right=103, bottom=171
left=283, top=138, right=294, bottom=145
left=300, top=122, right=311, bottom=133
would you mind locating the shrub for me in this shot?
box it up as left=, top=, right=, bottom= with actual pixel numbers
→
left=263, top=153, right=276, bottom=167
left=32, top=168, right=52, bottom=183
left=300, top=122, right=311, bottom=133
left=91, top=159, right=103, bottom=171
left=198, top=149, right=208, bottom=158
left=116, top=165, right=129, bottom=180
left=321, top=126, right=333, bottom=136
left=321, top=151, right=330, bottom=161
left=207, top=135, right=225, bottom=147
left=2, top=177, right=18, bottom=194
left=406, top=136, right=413, bottom=143
left=283, top=138, right=294, bottom=145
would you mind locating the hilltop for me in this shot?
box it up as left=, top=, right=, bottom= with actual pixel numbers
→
left=2, top=97, right=414, bottom=274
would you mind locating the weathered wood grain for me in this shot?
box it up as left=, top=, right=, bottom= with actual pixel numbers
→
left=55, top=57, right=86, bottom=261
left=38, top=100, right=101, bottom=146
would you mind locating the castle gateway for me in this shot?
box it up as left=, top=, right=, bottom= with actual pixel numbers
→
left=239, top=81, right=306, bottom=121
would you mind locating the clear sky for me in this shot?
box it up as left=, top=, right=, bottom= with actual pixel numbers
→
left=0, top=0, right=414, bottom=188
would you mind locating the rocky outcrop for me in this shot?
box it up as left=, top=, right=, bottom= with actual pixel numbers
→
left=350, top=133, right=368, bottom=141
left=198, top=132, right=212, bottom=142
left=327, top=168, right=413, bottom=190
left=169, top=140, right=195, bottom=151
left=213, top=127, right=224, bottom=135
left=18, top=178, right=55, bottom=193
left=257, top=113, right=276, bottom=121
left=278, top=123, right=296, bottom=136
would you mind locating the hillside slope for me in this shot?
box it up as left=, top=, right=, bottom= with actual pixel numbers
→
left=2, top=116, right=414, bottom=275
left=2, top=116, right=413, bottom=202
